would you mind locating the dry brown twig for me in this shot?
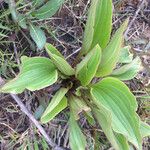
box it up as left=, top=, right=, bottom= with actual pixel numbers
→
left=124, top=0, right=146, bottom=39
left=10, top=94, right=66, bottom=150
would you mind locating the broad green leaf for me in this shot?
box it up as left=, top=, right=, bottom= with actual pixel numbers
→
left=41, top=88, right=68, bottom=123
left=69, top=112, right=87, bottom=150
left=29, top=24, right=46, bottom=50
left=96, top=19, right=128, bottom=77
left=1, top=56, right=57, bottom=94
left=92, top=105, right=129, bottom=150
left=18, top=14, right=27, bottom=29
left=32, top=0, right=64, bottom=19
left=76, top=45, right=101, bottom=86
left=80, top=0, right=112, bottom=56
left=140, top=122, right=150, bottom=138
left=45, top=43, right=75, bottom=76
left=111, top=57, right=141, bottom=80
left=91, top=77, right=142, bottom=149
left=118, top=46, right=133, bottom=63
left=69, top=95, right=90, bottom=120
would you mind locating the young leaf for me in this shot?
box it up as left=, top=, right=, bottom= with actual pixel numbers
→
left=69, top=95, right=91, bottom=120
left=118, top=46, right=133, bottom=63
left=96, top=19, right=128, bottom=77
left=111, top=57, right=141, bottom=80
left=92, top=106, right=129, bottom=150
left=29, top=23, right=46, bottom=50
left=41, top=88, right=68, bottom=123
left=69, top=112, right=87, bottom=150
left=80, top=0, right=112, bottom=56
left=1, top=56, right=58, bottom=94
left=76, top=44, right=101, bottom=86
left=91, top=77, right=142, bottom=149
left=32, top=0, right=64, bottom=20
left=45, top=43, right=75, bottom=76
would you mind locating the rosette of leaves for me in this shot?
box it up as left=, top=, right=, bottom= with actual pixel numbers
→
left=1, top=0, right=150, bottom=150
left=8, top=0, right=64, bottom=50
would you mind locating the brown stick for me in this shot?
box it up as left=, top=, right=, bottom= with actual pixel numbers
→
left=10, top=94, right=66, bottom=150
left=124, top=0, right=146, bottom=39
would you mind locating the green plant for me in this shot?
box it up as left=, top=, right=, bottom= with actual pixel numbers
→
left=7, top=0, right=64, bottom=50
left=1, top=0, right=150, bottom=150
